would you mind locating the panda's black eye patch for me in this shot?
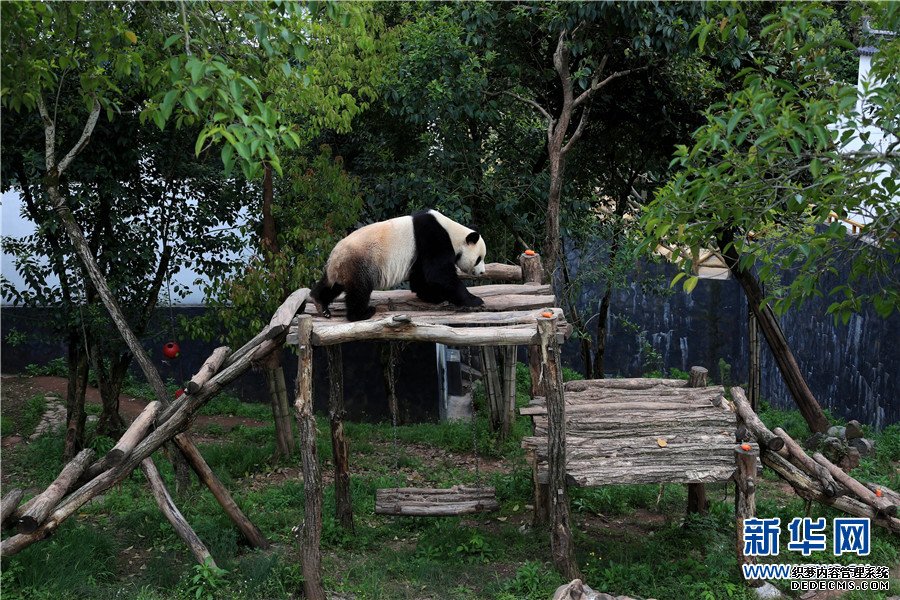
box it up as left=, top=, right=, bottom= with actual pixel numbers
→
left=475, top=256, right=482, bottom=265
left=455, top=252, right=462, bottom=262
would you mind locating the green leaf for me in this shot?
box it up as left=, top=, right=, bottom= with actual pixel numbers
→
left=160, top=89, right=179, bottom=122
left=163, top=33, right=182, bottom=49
left=670, top=272, right=687, bottom=288
left=683, top=276, right=699, bottom=293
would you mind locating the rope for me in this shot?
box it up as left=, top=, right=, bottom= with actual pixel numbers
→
left=165, top=272, right=185, bottom=384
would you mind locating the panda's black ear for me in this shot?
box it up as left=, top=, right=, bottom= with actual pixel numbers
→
left=466, top=231, right=480, bottom=245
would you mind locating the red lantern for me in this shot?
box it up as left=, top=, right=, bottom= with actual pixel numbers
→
left=163, top=341, right=180, bottom=359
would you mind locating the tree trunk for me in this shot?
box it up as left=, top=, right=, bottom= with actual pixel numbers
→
left=717, top=230, right=829, bottom=433
left=544, top=154, right=566, bottom=282
left=64, top=335, right=89, bottom=461
left=96, top=353, right=128, bottom=437
left=592, top=288, right=612, bottom=379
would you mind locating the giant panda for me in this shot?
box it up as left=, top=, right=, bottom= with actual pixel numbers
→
left=310, top=209, right=487, bottom=321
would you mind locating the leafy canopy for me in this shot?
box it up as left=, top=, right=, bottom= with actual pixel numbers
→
left=644, top=2, right=898, bottom=321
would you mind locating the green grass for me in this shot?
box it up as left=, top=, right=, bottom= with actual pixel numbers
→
left=197, top=394, right=271, bottom=421
left=3, top=364, right=899, bottom=600
left=21, top=394, right=48, bottom=438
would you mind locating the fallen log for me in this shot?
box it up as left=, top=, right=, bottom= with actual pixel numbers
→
left=457, top=262, right=523, bottom=281
left=16, top=448, right=94, bottom=534
left=864, top=482, right=900, bottom=506
left=78, top=401, right=162, bottom=486
left=1, top=489, right=24, bottom=527
left=375, top=486, right=499, bottom=516
left=762, top=451, right=900, bottom=534
left=731, top=388, right=785, bottom=452
left=812, top=453, right=897, bottom=516
left=186, top=347, right=230, bottom=394
left=141, top=458, right=216, bottom=567
left=773, top=427, right=839, bottom=498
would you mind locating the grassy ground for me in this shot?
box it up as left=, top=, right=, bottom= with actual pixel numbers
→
left=1, top=365, right=898, bottom=600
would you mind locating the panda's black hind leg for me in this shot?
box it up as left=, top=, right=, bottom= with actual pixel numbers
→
left=310, top=277, right=344, bottom=319
left=344, top=282, right=376, bottom=322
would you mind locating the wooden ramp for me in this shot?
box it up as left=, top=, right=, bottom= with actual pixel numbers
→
left=375, top=486, right=499, bottom=516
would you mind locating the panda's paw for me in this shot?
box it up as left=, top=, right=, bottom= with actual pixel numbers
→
left=462, top=294, right=485, bottom=308
left=313, top=298, right=331, bottom=318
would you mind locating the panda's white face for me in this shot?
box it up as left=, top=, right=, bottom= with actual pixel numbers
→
left=456, top=232, right=487, bottom=276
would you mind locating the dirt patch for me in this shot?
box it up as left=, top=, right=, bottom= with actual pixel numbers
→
left=1, top=374, right=267, bottom=436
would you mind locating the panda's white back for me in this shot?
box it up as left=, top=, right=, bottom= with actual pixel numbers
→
left=325, top=215, right=416, bottom=289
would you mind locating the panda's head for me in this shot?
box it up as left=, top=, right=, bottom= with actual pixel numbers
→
left=456, top=231, right=487, bottom=276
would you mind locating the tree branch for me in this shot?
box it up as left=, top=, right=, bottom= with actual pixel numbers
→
left=57, top=96, right=101, bottom=175
left=573, top=63, right=647, bottom=109
left=562, top=106, right=590, bottom=155
left=502, top=91, right=553, bottom=124
left=36, top=95, right=57, bottom=171
left=572, top=55, right=609, bottom=109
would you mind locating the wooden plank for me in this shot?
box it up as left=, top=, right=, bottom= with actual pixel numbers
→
left=311, top=307, right=565, bottom=327
left=303, top=292, right=557, bottom=318
left=564, top=378, right=690, bottom=391
left=305, top=318, right=568, bottom=347
left=375, top=486, right=499, bottom=516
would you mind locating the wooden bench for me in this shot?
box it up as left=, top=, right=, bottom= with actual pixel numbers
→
left=521, top=373, right=771, bottom=591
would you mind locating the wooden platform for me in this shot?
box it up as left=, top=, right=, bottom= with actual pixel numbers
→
left=375, top=486, right=499, bottom=516
left=521, top=378, right=757, bottom=487
left=287, top=283, right=571, bottom=346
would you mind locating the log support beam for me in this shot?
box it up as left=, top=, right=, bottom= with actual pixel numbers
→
left=735, top=446, right=762, bottom=588
left=327, top=345, right=354, bottom=532
left=294, top=315, right=325, bottom=600
left=539, top=315, right=580, bottom=581
left=686, top=366, right=709, bottom=517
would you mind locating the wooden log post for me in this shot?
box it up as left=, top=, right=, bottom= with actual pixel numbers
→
left=78, top=401, right=162, bottom=485
left=1, top=489, right=24, bottom=528
left=17, top=448, right=94, bottom=534
left=538, top=315, right=581, bottom=581
left=141, top=458, right=216, bottom=567
left=481, top=347, right=503, bottom=433
left=500, top=345, right=518, bottom=440
left=174, top=434, right=270, bottom=548
left=327, top=345, right=354, bottom=532
left=522, top=251, right=550, bottom=525
left=731, top=388, right=785, bottom=452
left=735, top=445, right=762, bottom=588
left=748, top=309, right=760, bottom=411
left=294, top=315, right=325, bottom=600
left=686, top=366, right=709, bottom=517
